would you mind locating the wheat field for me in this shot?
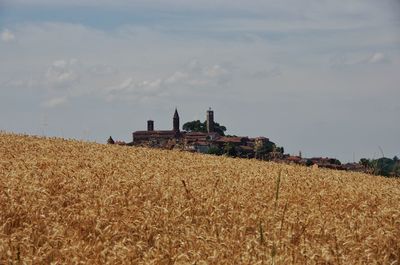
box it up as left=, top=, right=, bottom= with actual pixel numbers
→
left=0, top=132, right=399, bottom=264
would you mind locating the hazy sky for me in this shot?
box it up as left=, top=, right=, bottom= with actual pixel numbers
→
left=1, top=0, right=399, bottom=162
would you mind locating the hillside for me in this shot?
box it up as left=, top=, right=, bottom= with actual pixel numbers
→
left=1, top=132, right=399, bottom=264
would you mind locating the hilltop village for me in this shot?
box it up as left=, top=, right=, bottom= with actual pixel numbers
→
left=108, top=108, right=375, bottom=173
left=109, top=108, right=283, bottom=159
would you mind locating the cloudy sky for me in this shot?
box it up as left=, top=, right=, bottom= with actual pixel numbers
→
left=1, top=0, right=399, bottom=162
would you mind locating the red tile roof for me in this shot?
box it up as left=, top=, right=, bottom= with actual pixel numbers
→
left=133, top=130, right=178, bottom=140
left=286, top=156, right=301, bottom=162
left=183, top=132, right=221, bottom=143
left=216, top=137, right=248, bottom=143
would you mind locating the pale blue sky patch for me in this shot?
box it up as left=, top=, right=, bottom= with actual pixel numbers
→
left=0, top=0, right=399, bottom=161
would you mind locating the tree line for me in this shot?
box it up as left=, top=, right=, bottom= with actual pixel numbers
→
left=360, top=156, right=400, bottom=177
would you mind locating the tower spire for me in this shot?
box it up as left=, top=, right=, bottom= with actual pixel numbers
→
left=173, top=108, right=180, bottom=132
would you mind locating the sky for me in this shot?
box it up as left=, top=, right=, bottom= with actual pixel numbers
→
left=1, top=0, right=399, bottom=162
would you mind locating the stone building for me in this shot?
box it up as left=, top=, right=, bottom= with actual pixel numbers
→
left=132, top=108, right=181, bottom=146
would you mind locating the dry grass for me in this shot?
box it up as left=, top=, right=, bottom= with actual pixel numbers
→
left=1, top=132, right=399, bottom=264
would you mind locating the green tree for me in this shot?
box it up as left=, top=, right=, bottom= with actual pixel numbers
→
left=275, top=146, right=284, bottom=154
left=213, top=122, right=227, bottom=135
left=255, top=141, right=276, bottom=159
left=207, top=146, right=222, bottom=155
left=393, top=163, right=400, bottom=177
left=223, top=143, right=237, bottom=157
left=182, top=120, right=227, bottom=135
left=360, top=157, right=400, bottom=177
left=373, top=157, right=396, bottom=177
left=359, top=158, right=371, bottom=168
left=182, top=120, right=205, bottom=132
left=328, top=158, right=341, bottom=165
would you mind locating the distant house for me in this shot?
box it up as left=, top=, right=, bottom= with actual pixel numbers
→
left=216, top=136, right=249, bottom=146
left=183, top=131, right=220, bottom=153
left=342, top=163, right=365, bottom=172
left=285, top=156, right=302, bottom=163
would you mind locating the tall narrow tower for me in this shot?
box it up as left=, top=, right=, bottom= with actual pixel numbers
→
left=206, top=108, right=214, bottom=133
left=173, top=108, right=180, bottom=132
left=147, top=120, right=154, bottom=131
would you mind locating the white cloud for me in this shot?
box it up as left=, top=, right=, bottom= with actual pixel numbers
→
left=1, top=29, right=16, bottom=42
left=165, top=71, right=188, bottom=84
left=89, top=64, right=117, bottom=76
left=250, top=67, right=282, bottom=79
left=164, top=63, right=232, bottom=87
left=186, top=60, right=203, bottom=73
left=101, top=60, right=234, bottom=102
left=44, top=59, right=80, bottom=88
left=43, top=96, right=67, bottom=108
left=204, top=65, right=227, bottom=78
left=144, top=79, right=162, bottom=91
left=118, top=77, right=134, bottom=90
left=3, top=22, right=398, bottom=106
left=368, top=52, right=389, bottom=64
left=330, top=52, right=392, bottom=67
left=105, top=76, right=165, bottom=101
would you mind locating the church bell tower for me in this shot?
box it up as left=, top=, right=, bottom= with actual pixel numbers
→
left=173, top=108, right=180, bottom=132
left=206, top=108, right=214, bottom=133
